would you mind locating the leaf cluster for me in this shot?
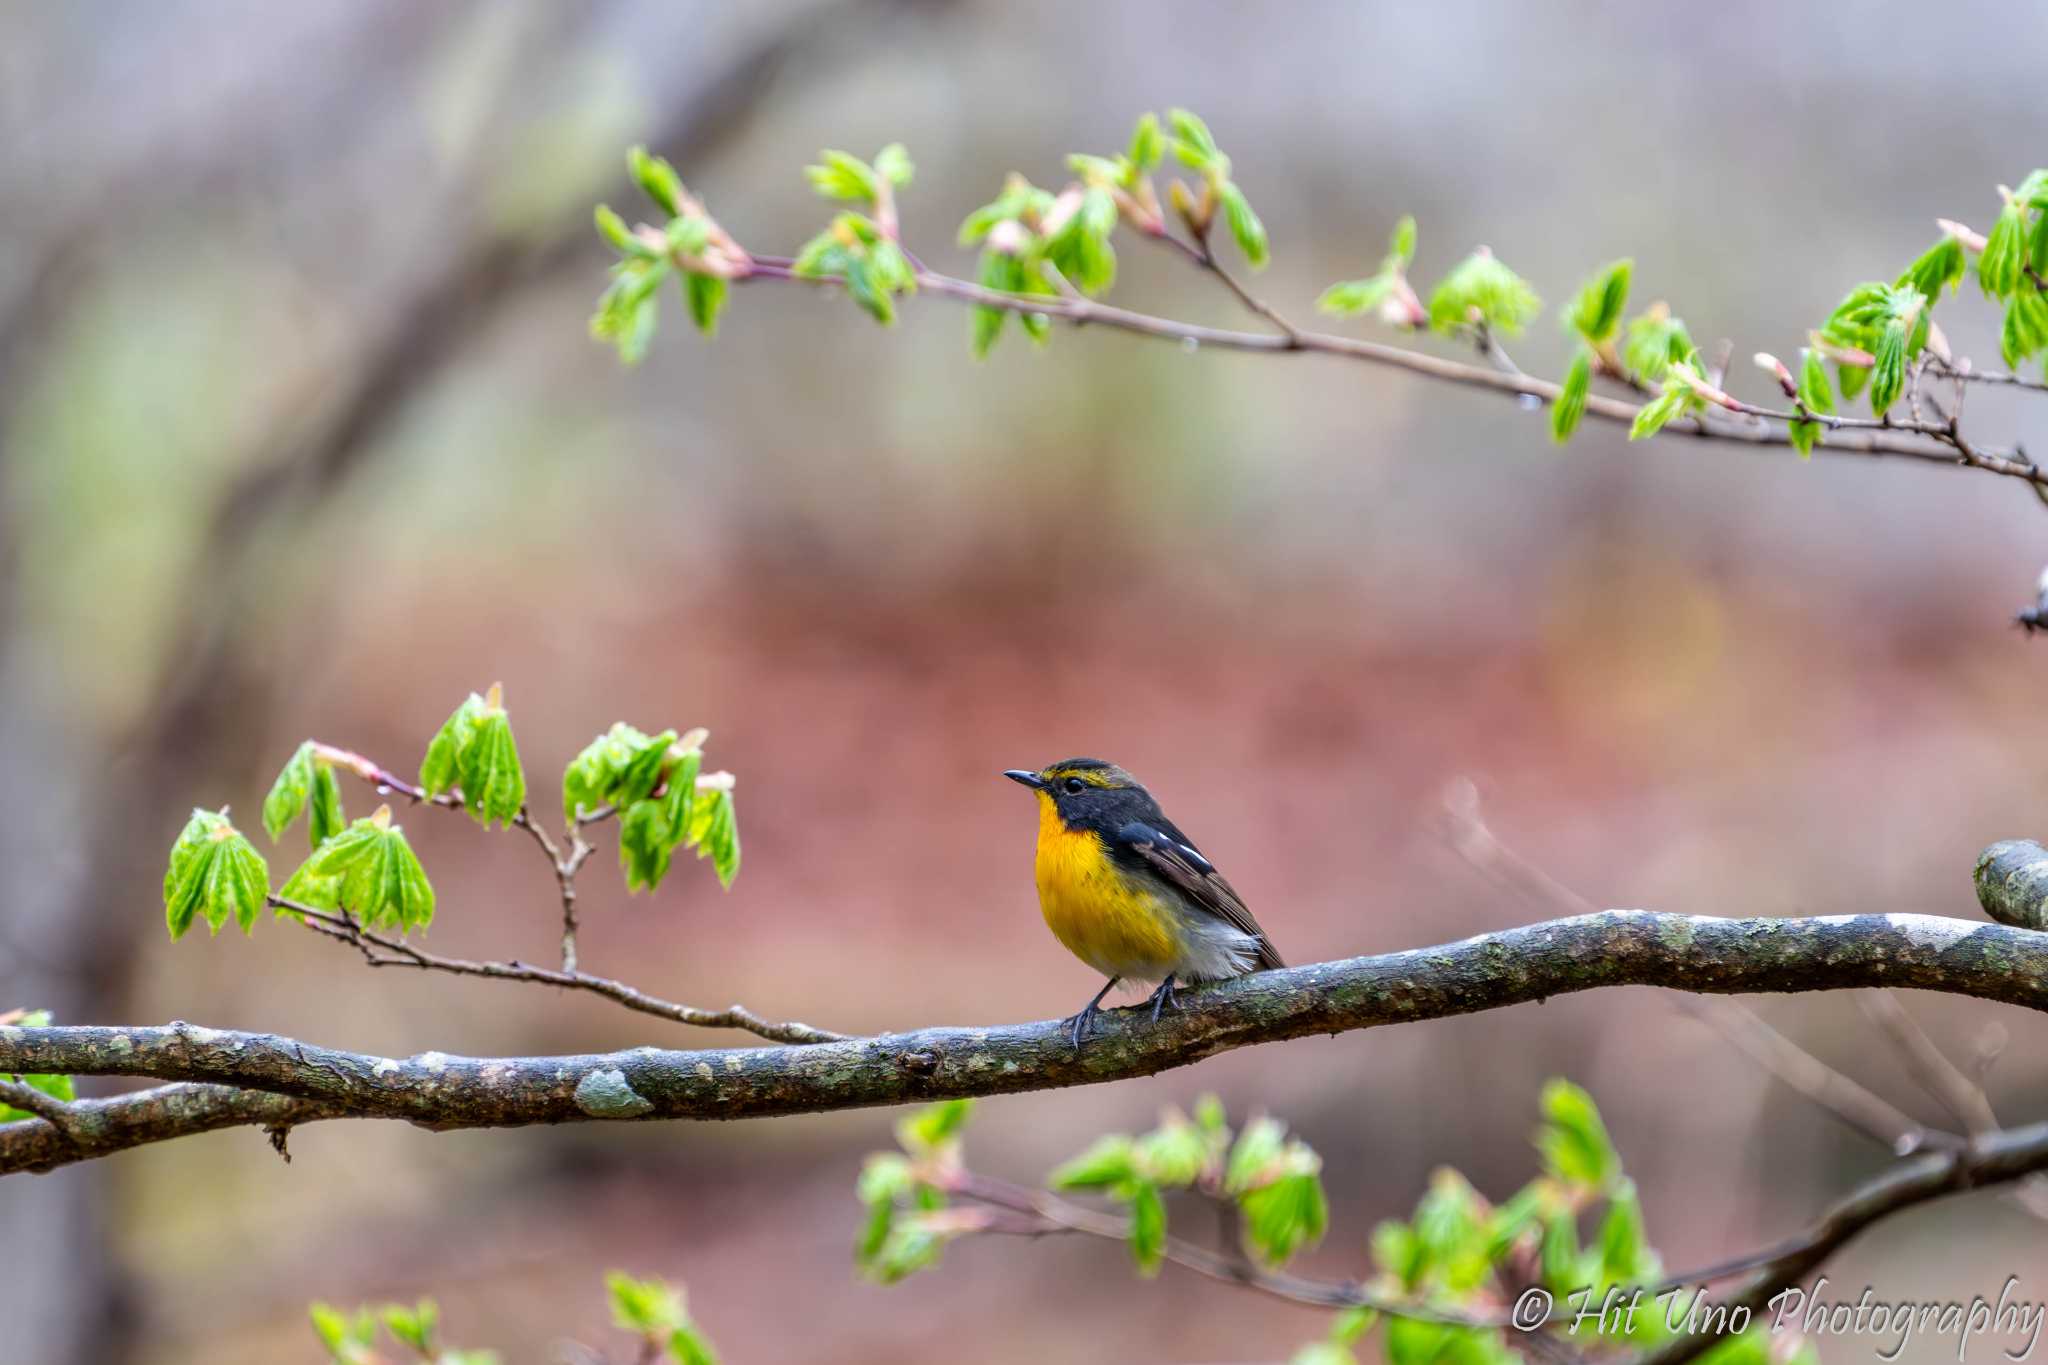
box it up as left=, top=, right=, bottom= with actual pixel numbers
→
left=591, top=146, right=743, bottom=360
left=562, top=722, right=738, bottom=891
left=310, top=1297, right=497, bottom=1365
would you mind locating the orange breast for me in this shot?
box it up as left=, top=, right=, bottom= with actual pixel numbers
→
left=1032, top=792, right=1178, bottom=979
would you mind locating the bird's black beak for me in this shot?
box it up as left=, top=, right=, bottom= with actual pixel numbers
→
left=1003, top=769, right=1046, bottom=790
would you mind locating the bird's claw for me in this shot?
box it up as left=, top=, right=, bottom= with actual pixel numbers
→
left=1147, top=974, right=1180, bottom=1024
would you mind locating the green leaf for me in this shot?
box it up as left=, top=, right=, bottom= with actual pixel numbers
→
left=1797, top=346, right=1835, bottom=415
left=1480, top=1181, right=1546, bottom=1263
left=619, top=799, right=677, bottom=893
left=164, top=809, right=271, bottom=940
left=308, top=1302, right=378, bottom=1364
left=1622, top=307, right=1694, bottom=383
left=868, top=1216, right=945, bottom=1283
left=1318, top=276, right=1395, bottom=317
left=595, top=204, right=655, bottom=259
left=1536, top=1079, right=1619, bottom=1190
left=1373, top=1218, right=1423, bottom=1287
left=859, top=1152, right=916, bottom=1209
left=661, top=749, right=700, bottom=841
left=684, top=271, right=727, bottom=337
left=1898, top=237, right=1965, bottom=304
left=1552, top=347, right=1592, bottom=444
left=309, top=762, right=346, bottom=847
left=1125, top=1179, right=1166, bottom=1275
left=263, top=741, right=316, bottom=841
left=1217, top=181, right=1269, bottom=268
left=1135, top=1110, right=1210, bottom=1187
left=1167, top=108, right=1221, bottom=168
left=1049, top=1133, right=1137, bottom=1191
left=1869, top=318, right=1908, bottom=415
left=898, top=1098, right=974, bottom=1152
left=1389, top=214, right=1417, bottom=268
left=701, top=788, right=740, bottom=887
left=1128, top=113, right=1164, bottom=171
left=1239, top=1152, right=1328, bottom=1266
left=972, top=250, right=1021, bottom=357
left=1331, top=1306, right=1378, bottom=1346
left=1563, top=259, right=1632, bottom=344
left=873, top=142, right=914, bottom=189
left=1224, top=1115, right=1287, bottom=1194
left=563, top=721, right=656, bottom=822
left=2002, top=291, right=2048, bottom=368
left=669, top=1323, right=720, bottom=1365
left=1598, top=1178, right=1661, bottom=1283
left=419, top=686, right=526, bottom=828
left=607, top=1272, right=686, bottom=1337
left=628, top=145, right=685, bottom=218
left=1427, top=249, right=1540, bottom=338
left=1627, top=385, right=1688, bottom=441
left=285, top=808, right=434, bottom=933
left=381, top=1299, right=438, bottom=1352
left=1788, top=418, right=1819, bottom=459
left=1836, top=358, right=1870, bottom=401
left=806, top=150, right=880, bottom=204
left=1979, top=200, right=2028, bottom=298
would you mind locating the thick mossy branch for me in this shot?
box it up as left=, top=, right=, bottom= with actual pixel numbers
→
left=4, top=911, right=2045, bottom=1175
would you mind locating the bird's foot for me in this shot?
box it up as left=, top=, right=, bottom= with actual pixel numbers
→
left=1146, top=974, right=1180, bottom=1024
left=1066, top=1002, right=1101, bottom=1050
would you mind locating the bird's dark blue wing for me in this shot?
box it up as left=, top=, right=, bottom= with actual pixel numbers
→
left=1110, top=820, right=1284, bottom=970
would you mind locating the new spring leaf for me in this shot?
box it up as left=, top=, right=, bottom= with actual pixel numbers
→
left=280, top=806, right=435, bottom=934
left=419, top=685, right=526, bottom=829
left=1427, top=249, right=1540, bottom=338
left=164, top=809, right=271, bottom=940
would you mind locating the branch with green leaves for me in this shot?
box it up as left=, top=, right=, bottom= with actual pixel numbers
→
left=856, top=1086, right=2048, bottom=1365
left=589, top=111, right=2048, bottom=522
left=153, top=683, right=831, bottom=1044
left=307, top=1270, right=718, bottom=1365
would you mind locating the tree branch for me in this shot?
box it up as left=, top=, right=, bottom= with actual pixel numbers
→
left=0, top=1083, right=338, bottom=1175
left=1639, top=1118, right=2048, bottom=1365
left=4, top=911, right=2046, bottom=1175
left=741, top=261, right=2048, bottom=489
left=285, top=899, right=845, bottom=1045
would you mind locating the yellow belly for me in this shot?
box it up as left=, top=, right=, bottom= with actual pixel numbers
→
left=1033, top=793, right=1179, bottom=979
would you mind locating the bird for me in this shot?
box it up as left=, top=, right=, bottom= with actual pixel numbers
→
left=1003, top=758, right=1284, bottom=1048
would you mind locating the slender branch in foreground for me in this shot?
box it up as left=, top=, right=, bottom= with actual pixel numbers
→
left=951, top=1169, right=1500, bottom=1326
left=950, top=1117, right=2048, bottom=1360
left=5, top=910, right=2047, bottom=1177
left=1639, top=1119, right=2048, bottom=1365
left=283, top=898, right=845, bottom=1046
left=741, top=260, right=2048, bottom=489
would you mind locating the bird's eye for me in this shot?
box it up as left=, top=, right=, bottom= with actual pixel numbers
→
left=1063, top=776, right=1087, bottom=795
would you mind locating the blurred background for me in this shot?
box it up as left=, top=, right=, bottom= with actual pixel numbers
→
left=6, top=1, right=2048, bottom=1361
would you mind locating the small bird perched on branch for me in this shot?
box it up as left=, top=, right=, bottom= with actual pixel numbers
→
left=1004, top=759, right=1284, bottom=1048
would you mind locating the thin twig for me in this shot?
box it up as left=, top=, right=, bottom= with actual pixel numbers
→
left=951, top=1171, right=1501, bottom=1325
left=744, top=260, right=2048, bottom=488
left=280, top=898, right=845, bottom=1046
left=1437, top=780, right=1955, bottom=1156
left=1856, top=992, right=2000, bottom=1134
